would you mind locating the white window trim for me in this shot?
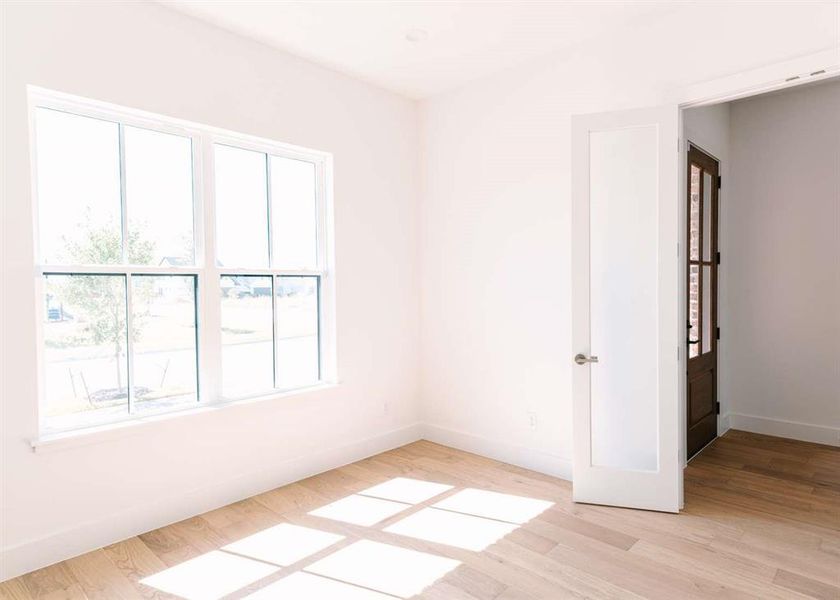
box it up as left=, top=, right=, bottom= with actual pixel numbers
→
left=27, top=86, right=337, bottom=443
left=30, top=382, right=339, bottom=453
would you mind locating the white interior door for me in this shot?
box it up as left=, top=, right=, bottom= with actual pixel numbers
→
left=571, top=105, right=682, bottom=512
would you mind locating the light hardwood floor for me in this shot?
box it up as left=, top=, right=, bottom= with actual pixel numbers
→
left=2, top=430, right=839, bottom=599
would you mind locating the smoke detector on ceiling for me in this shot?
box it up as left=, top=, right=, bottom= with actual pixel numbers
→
left=405, top=28, right=429, bottom=43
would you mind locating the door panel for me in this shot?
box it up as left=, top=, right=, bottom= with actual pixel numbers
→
left=689, top=370, right=714, bottom=423
left=686, top=145, right=719, bottom=459
left=589, top=127, right=659, bottom=472
left=572, top=105, right=681, bottom=513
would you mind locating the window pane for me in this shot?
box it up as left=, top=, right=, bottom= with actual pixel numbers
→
left=42, top=275, right=128, bottom=431
left=131, top=276, right=197, bottom=412
left=701, top=265, right=712, bottom=355
left=215, top=145, right=269, bottom=267
left=221, top=276, right=274, bottom=398
left=689, top=164, right=701, bottom=262
left=35, top=108, right=121, bottom=264
left=270, top=156, right=318, bottom=268
left=125, top=126, right=194, bottom=265
left=702, top=171, right=713, bottom=262
left=276, top=276, right=319, bottom=389
left=689, top=264, right=700, bottom=359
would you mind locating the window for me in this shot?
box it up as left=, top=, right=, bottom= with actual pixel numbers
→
left=31, top=89, right=334, bottom=434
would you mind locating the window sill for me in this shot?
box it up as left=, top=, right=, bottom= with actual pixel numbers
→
left=29, top=382, right=339, bottom=453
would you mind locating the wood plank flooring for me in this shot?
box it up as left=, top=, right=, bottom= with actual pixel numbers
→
left=2, top=429, right=838, bottom=599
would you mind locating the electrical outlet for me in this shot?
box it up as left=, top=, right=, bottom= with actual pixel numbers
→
left=528, top=412, right=538, bottom=431
left=383, top=401, right=390, bottom=416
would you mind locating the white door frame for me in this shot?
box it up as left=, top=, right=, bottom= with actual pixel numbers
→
left=673, top=48, right=839, bottom=469
left=674, top=48, right=839, bottom=108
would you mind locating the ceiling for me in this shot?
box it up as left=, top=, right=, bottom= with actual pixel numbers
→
left=157, top=1, right=677, bottom=98
left=158, top=1, right=838, bottom=99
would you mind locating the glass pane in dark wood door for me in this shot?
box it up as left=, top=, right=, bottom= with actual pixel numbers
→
left=689, top=264, right=700, bottom=359
left=702, top=264, right=712, bottom=355
left=702, top=171, right=713, bottom=262
left=690, top=165, right=701, bottom=261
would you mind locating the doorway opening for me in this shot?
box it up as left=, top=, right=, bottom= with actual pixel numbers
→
left=680, top=74, right=840, bottom=468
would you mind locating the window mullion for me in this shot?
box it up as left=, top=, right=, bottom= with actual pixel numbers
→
left=118, top=123, right=129, bottom=264
left=266, top=154, right=278, bottom=389
left=272, top=275, right=279, bottom=389
left=317, top=158, right=336, bottom=383
left=118, top=125, right=136, bottom=414
left=198, top=134, right=223, bottom=405
left=316, top=159, right=328, bottom=274
left=265, top=153, right=273, bottom=268
left=124, top=271, right=135, bottom=414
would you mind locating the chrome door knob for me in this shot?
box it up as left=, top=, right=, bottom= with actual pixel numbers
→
left=574, top=353, right=599, bottom=365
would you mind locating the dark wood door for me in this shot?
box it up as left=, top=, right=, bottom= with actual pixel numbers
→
left=687, top=145, right=719, bottom=459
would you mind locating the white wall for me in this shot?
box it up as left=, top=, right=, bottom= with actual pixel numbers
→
left=723, top=80, right=840, bottom=445
left=1, top=2, right=420, bottom=578
left=683, top=103, right=731, bottom=442
left=418, top=7, right=838, bottom=476
left=683, top=104, right=730, bottom=191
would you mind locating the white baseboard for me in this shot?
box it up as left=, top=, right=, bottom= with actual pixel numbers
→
left=728, top=413, right=839, bottom=447
left=719, top=412, right=732, bottom=435
left=0, top=423, right=423, bottom=582
left=421, top=423, right=572, bottom=481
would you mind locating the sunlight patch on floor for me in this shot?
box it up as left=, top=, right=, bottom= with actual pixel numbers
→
left=304, top=539, right=460, bottom=598
left=139, top=550, right=279, bottom=600
left=140, top=477, right=554, bottom=599
left=384, top=507, right=518, bottom=551
left=309, top=494, right=411, bottom=526
left=356, top=477, right=453, bottom=504
left=243, top=572, right=397, bottom=599
left=222, top=523, right=343, bottom=566
left=432, top=487, right=553, bottom=524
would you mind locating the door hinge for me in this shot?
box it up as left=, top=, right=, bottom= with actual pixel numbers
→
left=717, top=175, right=722, bottom=189
left=716, top=251, right=721, bottom=265
left=716, top=327, right=721, bottom=340
left=716, top=401, right=721, bottom=415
